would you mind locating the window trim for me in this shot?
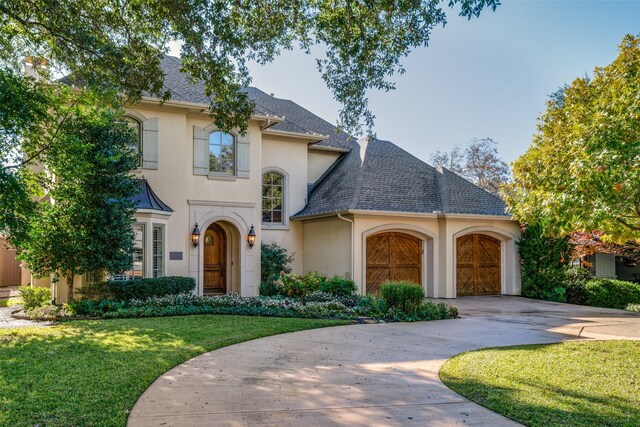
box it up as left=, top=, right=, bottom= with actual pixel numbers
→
left=207, top=130, right=237, bottom=177
left=261, top=167, right=289, bottom=229
left=113, top=222, right=146, bottom=280
left=152, top=223, right=165, bottom=278
left=124, top=115, right=143, bottom=169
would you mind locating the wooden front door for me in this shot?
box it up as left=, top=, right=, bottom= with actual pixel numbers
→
left=456, top=234, right=501, bottom=296
left=366, top=232, right=422, bottom=293
left=203, top=223, right=226, bottom=294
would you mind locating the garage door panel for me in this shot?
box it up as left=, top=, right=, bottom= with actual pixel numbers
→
left=456, top=234, right=501, bottom=296
left=366, top=234, right=390, bottom=266
left=456, top=235, right=474, bottom=264
left=393, top=267, right=421, bottom=284
left=366, top=232, right=422, bottom=293
left=456, top=267, right=475, bottom=296
left=476, top=235, right=501, bottom=265
left=366, top=267, right=390, bottom=294
left=477, top=266, right=501, bottom=294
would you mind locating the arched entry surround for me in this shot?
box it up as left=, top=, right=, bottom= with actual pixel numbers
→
left=452, top=226, right=520, bottom=297
left=361, top=224, right=437, bottom=297
left=194, top=217, right=243, bottom=296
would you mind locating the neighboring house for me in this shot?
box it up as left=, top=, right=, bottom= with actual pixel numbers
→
left=572, top=233, right=640, bottom=282
left=35, top=56, right=521, bottom=302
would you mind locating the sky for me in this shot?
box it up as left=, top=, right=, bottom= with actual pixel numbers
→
left=170, top=0, right=640, bottom=164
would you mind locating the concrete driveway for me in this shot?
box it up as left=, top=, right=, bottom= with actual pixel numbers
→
left=128, top=297, right=640, bottom=426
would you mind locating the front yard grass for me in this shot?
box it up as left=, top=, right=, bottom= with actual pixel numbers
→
left=440, top=340, right=640, bottom=427
left=0, top=315, right=347, bottom=427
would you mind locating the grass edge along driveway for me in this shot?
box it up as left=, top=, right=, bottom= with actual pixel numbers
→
left=0, top=315, right=347, bottom=427
left=440, top=340, right=640, bottom=427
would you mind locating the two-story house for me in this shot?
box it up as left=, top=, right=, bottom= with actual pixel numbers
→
left=38, top=56, right=521, bottom=303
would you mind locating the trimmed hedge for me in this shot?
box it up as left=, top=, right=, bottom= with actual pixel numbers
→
left=566, top=278, right=640, bottom=310
left=78, top=276, right=196, bottom=301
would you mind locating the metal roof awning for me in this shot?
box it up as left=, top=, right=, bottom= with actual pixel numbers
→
left=132, top=179, right=173, bottom=213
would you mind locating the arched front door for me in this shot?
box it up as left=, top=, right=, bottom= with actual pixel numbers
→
left=203, top=223, right=227, bottom=294
left=456, top=234, right=501, bottom=296
left=366, top=232, right=422, bottom=294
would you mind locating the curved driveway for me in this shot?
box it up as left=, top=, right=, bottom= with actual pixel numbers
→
left=128, top=297, right=640, bottom=426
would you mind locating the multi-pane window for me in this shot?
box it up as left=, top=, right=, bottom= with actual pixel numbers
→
left=152, top=225, right=164, bottom=278
left=124, top=116, right=143, bottom=167
left=114, top=224, right=145, bottom=280
left=262, top=172, right=284, bottom=224
left=209, top=131, right=235, bottom=175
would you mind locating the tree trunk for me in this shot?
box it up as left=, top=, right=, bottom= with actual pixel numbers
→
left=67, top=271, right=75, bottom=301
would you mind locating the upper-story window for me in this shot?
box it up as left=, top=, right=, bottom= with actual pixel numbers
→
left=262, top=171, right=284, bottom=224
left=209, top=131, right=235, bottom=175
left=124, top=116, right=143, bottom=168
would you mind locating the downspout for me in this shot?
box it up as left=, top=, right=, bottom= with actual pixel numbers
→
left=336, top=213, right=355, bottom=285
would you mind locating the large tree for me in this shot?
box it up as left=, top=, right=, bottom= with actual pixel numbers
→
left=430, top=137, right=510, bottom=195
left=0, top=0, right=498, bottom=133
left=505, top=34, right=640, bottom=243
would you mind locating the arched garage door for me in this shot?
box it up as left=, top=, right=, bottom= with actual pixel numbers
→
left=456, top=234, right=501, bottom=296
left=366, top=232, right=422, bottom=293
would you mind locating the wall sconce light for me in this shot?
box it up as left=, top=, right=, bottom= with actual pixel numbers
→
left=247, top=225, right=256, bottom=248
left=191, top=223, right=201, bottom=247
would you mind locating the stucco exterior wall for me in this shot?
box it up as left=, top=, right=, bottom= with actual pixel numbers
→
left=260, top=137, right=309, bottom=275
left=302, top=217, right=352, bottom=279
left=307, top=149, right=341, bottom=184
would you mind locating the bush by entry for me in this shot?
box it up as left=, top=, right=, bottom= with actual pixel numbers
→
left=440, top=340, right=640, bottom=427
left=0, top=316, right=346, bottom=427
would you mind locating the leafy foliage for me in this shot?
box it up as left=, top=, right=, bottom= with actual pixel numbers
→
left=318, top=276, right=357, bottom=297
left=63, top=290, right=457, bottom=322
left=78, top=276, right=196, bottom=302
left=505, top=34, right=640, bottom=242
left=379, top=281, right=425, bottom=315
left=567, top=278, right=640, bottom=310
left=0, top=0, right=498, bottom=133
left=260, top=242, right=294, bottom=284
left=430, top=137, right=510, bottom=195
left=516, top=224, right=572, bottom=301
left=17, top=286, right=50, bottom=310
left=15, top=102, right=139, bottom=297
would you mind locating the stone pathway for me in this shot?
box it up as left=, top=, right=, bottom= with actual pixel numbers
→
left=0, top=306, right=51, bottom=328
left=128, top=297, right=640, bottom=426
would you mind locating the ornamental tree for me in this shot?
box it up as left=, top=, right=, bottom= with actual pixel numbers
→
left=505, top=34, right=640, bottom=243
left=13, top=92, right=139, bottom=298
left=0, top=0, right=498, bottom=133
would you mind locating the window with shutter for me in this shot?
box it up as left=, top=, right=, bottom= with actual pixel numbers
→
left=142, top=118, right=158, bottom=170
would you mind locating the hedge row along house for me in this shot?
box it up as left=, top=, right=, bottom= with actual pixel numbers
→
left=23, top=56, right=521, bottom=303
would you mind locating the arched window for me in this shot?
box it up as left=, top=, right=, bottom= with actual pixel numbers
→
left=209, top=131, right=235, bottom=175
left=124, top=116, right=143, bottom=167
left=262, top=171, right=284, bottom=224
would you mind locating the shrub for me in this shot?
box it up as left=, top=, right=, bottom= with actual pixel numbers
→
left=261, top=242, right=294, bottom=283
left=379, top=281, right=425, bottom=315
left=318, top=276, right=357, bottom=296
left=580, top=278, right=640, bottom=310
left=18, top=286, right=51, bottom=310
left=259, top=280, right=281, bottom=296
left=516, top=224, right=571, bottom=300
left=626, top=303, right=640, bottom=312
left=78, top=276, right=195, bottom=302
left=279, top=272, right=324, bottom=297
left=564, top=266, right=593, bottom=305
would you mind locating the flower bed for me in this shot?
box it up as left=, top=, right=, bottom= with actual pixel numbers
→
left=40, top=291, right=458, bottom=322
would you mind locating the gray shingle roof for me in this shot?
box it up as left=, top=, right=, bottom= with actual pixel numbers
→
left=159, top=56, right=355, bottom=150
left=156, top=56, right=507, bottom=218
left=292, top=139, right=508, bottom=218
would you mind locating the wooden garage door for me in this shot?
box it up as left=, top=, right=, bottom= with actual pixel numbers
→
left=366, top=232, right=422, bottom=294
left=456, top=234, right=501, bottom=296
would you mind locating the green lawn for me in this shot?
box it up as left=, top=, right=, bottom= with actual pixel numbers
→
left=0, top=315, right=346, bottom=427
left=440, top=340, right=640, bottom=427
